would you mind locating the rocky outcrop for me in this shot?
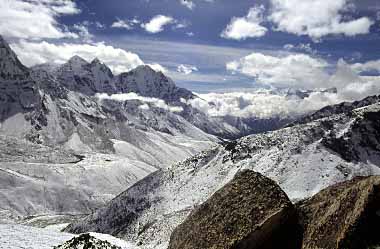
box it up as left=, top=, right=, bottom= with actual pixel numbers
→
left=167, top=173, right=380, bottom=249
left=168, top=170, right=302, bottom=249
left=297, top=176, right=380, bottom=249
left=53, top=233, right=121, bottom=249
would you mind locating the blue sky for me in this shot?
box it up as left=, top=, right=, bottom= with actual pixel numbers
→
left=2, top=0, right=380, bottom=93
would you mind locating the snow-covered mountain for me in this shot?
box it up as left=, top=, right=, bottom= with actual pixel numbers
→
left=66, top=95, right=380, bottom=249
left=0, top=35, right=220, bottom=222
left=0, top=34, right=220, bottom=152
left=55, top=56, right=116, bottom=95
left=115, top=65, right=194, bottom=103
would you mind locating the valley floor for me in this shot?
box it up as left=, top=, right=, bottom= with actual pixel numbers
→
left=0, top=223, right=73, bottom=249
left=0, top=223, right=136, bottom=249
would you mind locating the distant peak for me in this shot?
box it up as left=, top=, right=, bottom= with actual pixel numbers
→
left=133, top=65, right=156, bottom=74
left=67, top=55, right=88, bottom=65
left=91, top=57, right=102, bottom=64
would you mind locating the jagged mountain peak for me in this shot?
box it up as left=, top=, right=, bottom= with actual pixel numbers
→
left=90, top=57, right=113, bottom=77
left=55, top=55, right=116, bottom=94
left=0, top=35, right=28, bottom=78
left=115, top=64, right=195, bottom=102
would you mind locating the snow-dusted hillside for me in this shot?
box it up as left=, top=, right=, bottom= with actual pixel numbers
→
left=66, top=97, right=380, bottom=249
left=0, top=134, right=160, bottom=222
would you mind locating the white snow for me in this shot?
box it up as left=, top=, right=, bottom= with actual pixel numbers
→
left=0, top=223, right=137, bottom=249
left=0, top=223, right=73, bottom=249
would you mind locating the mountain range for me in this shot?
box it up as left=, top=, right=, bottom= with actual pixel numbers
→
left=1, top=33, right=380, bottom=249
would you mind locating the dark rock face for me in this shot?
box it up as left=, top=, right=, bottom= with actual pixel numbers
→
left=53, top=233, right=121, bottom=249
left=168, top=170, right=302, bottom=249
left=322, top=103, right=380, bottom=164
left=297, top=176, right=380, bottom=249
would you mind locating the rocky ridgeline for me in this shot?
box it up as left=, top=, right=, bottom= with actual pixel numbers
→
left=168, top=170, right=380, bottom=249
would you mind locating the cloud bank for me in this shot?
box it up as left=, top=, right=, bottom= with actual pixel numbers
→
left=184, top=91, right=344, bottom=119
left=227, top=52, right=380, bottom=100
left=0, top=0, right=80, bottom=39
left=96, top=93, right=183, bottom=113
left=11, top=40, right=144, bottom=74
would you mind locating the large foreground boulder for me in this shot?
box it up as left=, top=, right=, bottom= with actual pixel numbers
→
left=168, top=170, right=301, bottom=249
left=297, top=176, right=380, bottom=249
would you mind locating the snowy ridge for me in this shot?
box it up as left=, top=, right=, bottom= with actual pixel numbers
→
left=66, top=96, right=380, bottom=249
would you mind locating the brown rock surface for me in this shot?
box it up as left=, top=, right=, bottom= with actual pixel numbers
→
left=297, top=176, right=380, bottom=249
left=168, top=170, right=302, bottom=249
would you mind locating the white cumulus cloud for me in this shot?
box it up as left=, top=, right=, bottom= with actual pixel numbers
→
left=72, top=24, right=93, bottom=43
left=180, top=0, right=195, bottom=10
left=0, top=0, right=80, bottom=39
left=142, top=15, right=175, bottom=33
left=269, top=0, right=374, bottom=40
left=111, top=18, right=140, bottom=30
left=177, top=64, right=198, bottom=75
left=221, top=5, right=268, bottom=40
